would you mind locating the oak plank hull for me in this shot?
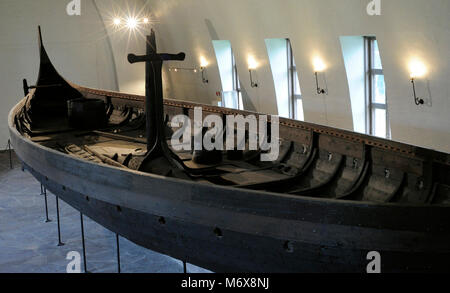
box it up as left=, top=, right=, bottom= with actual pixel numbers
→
left=9, top=100, right=450, bottom=272
left=8, top=27, right=450, bottom=273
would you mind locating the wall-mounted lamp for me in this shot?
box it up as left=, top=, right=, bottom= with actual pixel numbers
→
left=248, top=56, right=259, bottom=88
left=313, top=57, right=327, bottom=95
left=410, top=78, right=424, bottom=105
left=409, top=59, right=427, bottom=106
left=200, top=56, right=209, bottom=84
left=169, top=67, right=198, bottom=73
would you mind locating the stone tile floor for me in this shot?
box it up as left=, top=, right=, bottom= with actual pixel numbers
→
left=0, top=151, right=210, bottom=273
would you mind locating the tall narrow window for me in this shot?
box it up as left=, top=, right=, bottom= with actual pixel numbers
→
left=212, top=40, right=243, bottom=110
left=288, top=40, right=304, bottom=121
left=365, top=37, right=390, bottom=138
left=265, top=38, right=304, bottom=120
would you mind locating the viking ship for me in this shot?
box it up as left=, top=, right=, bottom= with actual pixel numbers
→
left=8, top=27, right=450, bottom=273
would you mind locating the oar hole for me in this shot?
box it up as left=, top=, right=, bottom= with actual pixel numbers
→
left=284, top=241, right=294, bottom=253
left=158, top=217, right=166, bottom=225
left=214, top=227, right=223, bottom=238
left=384, top=168, right=391, bottom=179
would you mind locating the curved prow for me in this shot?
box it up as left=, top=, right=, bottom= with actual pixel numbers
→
left=35, top=25, right=62, bottom=86
left=26, top=26, right=83, bottom=131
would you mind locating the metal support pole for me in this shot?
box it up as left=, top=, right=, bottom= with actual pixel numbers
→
left=183, top=260, right=187, bottom=274
left=43, top=186, right=51, bottom=223
left=7, top=139, right=12, bottom=170
left=80, top=213, right=89, bottom=273
left=116, top=234, right=121, bottom=273
left=56, top=196, right=64, bottom=246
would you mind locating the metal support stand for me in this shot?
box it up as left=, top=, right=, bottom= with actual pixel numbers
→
left=42, top=185, right=51, bottom=223
left=116, top=234, right=121, bottom=273
left=80, top=213, right=89, bottom=273
left=183, top=260, right=187, bottom=274
left=7, top=139, right=13, bottom=170
left=56, top=196, right=64, bottom=246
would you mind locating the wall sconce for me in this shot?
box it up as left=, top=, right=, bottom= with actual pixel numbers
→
left=410, top=78, right=424, bottom=105
left=169, top=67, right=198, bottom=73
left=200, top=57, right=209, bottom=84
left=409, top=59, right=427, bottom=106
left=313, top=57, right=327, bottom=95
left=248, top=56, right=259, bottom=88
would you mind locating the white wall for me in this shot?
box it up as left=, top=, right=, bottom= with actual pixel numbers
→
left=0, top=0, right=146, bottom=148
left=1, top=0, right=449, bottom=154
left=93, top=0, right=148, bottom=95
left=147, top=0, right=450, bottom=153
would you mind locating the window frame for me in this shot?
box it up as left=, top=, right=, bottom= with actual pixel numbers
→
left=231, top=53, right=244, bottom=110
left=364, top=36, right=390, bottom=138
left=286, top=39, right=303, bottom=120
left=212, top=40, right=243, bottom=110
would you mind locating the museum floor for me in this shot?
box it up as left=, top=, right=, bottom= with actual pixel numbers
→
left=0, top=151, right=210, bottom=273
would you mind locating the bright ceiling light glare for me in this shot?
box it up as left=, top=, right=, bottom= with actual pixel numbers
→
left=313, top=56, right=326, bottom=72
left=409, top=59, right=427, bottom=79
left=113, top=18, right=121, bottom=26
left=200, top=56, right=209, bottom=68
left=248, top=55, right=258, bottom=70
left=126, top=17, right=138, bottom=30
left=143, top=17, right=149, bottom=24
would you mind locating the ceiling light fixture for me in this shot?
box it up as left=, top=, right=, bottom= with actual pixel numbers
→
left=126, top=17, right=138, bottom=30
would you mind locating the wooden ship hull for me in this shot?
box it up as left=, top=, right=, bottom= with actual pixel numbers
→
left=8, top=28, right=450, bottom=273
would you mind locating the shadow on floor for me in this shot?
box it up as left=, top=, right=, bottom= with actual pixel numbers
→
left=0, top=151, right=211, bottom=273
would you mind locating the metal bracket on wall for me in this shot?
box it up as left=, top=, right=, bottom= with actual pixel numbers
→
left=315, top=72, right=327, bottom=95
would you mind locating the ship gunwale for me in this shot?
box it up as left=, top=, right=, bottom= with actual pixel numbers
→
left=9, top=94, right=450, bottom=238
